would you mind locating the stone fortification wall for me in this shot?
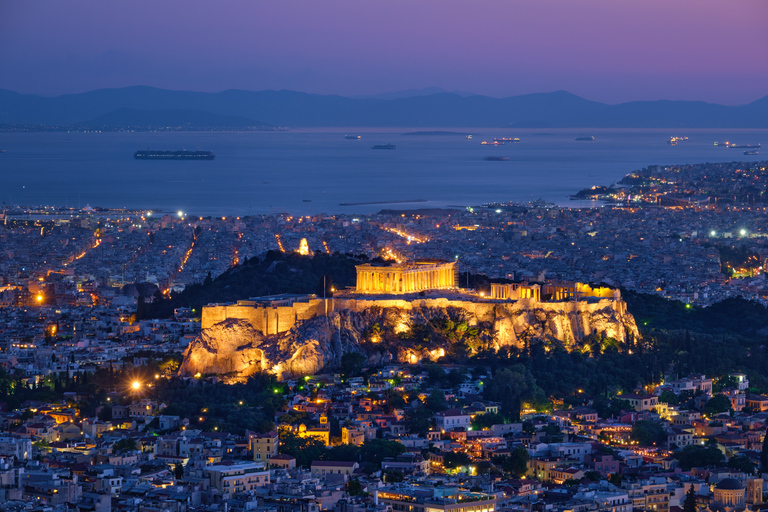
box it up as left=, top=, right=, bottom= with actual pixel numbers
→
left=183, top=295, right=640, bottom=379
left=202, top=299, right=330, bottom=335
left=200, top=295, right=637, bottom=348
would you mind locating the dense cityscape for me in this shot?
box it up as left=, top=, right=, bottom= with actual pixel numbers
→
left=0, top=155, right=767, bottom=512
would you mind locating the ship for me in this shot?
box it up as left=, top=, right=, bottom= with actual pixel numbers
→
left=729, top=143, right=761, bottom=149
left=668, top=136, right=688, bottom=145
left=134, top=150, right=215, bottom=160
left=481, top=141, right=505, bottom=146
left=493, top=137, right=521, bottom=143
left=371, top=144, right=396, bottom=149
left=575, top=136, right=596, bottom=141
left=484, top=156, right=510, bottom=161
left=714, top=141, right=730, bottom=146
left=345, top=135, right=361, bottom=140
left=744, top=150, right=759, bottom=155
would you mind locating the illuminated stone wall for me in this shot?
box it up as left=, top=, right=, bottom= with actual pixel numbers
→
left=202, top=298, right=331, bottom=335
left=355, top=260, right=457, bottom=294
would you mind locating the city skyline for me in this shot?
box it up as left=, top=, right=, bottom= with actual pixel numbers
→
left=1, top=0, right=767, bottom=104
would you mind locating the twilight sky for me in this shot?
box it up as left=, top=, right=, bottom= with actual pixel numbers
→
left=1, top=0, right=767, bottom=104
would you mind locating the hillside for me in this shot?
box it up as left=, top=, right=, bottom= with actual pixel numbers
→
left=2, top=86, right=767, bottom=128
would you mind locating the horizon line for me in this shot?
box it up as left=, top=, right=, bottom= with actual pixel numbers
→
left=2, top=85, right=767, bottom=107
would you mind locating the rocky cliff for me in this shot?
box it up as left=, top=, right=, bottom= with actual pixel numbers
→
left=180, top=297, right=639, bottom=380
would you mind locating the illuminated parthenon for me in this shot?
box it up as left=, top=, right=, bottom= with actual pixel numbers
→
left=356, top=260, right=457, bottom=294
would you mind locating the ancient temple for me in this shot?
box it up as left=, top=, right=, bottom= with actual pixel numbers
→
left=355, top=260, right=457, bottom=294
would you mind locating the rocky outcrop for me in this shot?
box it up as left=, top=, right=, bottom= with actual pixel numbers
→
left=180, top=298, right=639, bottom=380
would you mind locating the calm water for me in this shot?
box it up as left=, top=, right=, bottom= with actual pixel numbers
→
left=0, top=128, right=765, bottom=216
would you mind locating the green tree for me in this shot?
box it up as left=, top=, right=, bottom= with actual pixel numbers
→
left=584, top=470, right=601, bottom=481
left=404, top=408, right=432, bottom=437
left=33, top=439, right=50, bottom=452
left=714, top=375, right=738, bottom=392
left=279, top=430, right=326, bottom=468
left=676, top=445, right=725, bottom=470
left=630, top=421, right=665, bottom=447
left=682, top=485, right=697, bottom=512
left=728, top=455, right=755, bottom=475
left=425, top=389, right=448, bottom=413
left=384, top=470, right=404, bottom=482
left=475, top=460, right=495, bottom=475
left=359, top=439, right=406, bottom=467
left=323, top=443, right=360, bottom=462
left=98, top=405, right=113, bottom=421
left=472, top=412, right=505, bottom=431
left=483, top=366, right=545, bottom=421
left=705, top=394, right=732, bottom=416
left=112, top=438, right=137, bottom=454
left=348, top=479, right=365, bottom=496
left=502, top=446, right=530, bottom=477
left=593, top=397, right=632, bottom=419
left=658, top=390, right=679, bottom=406
left=340, top=352, right=366, bottom=379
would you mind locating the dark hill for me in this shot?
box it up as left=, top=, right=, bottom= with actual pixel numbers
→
left=142, top=251, right=364, bottom=319
left=2, top=86, right=767, bottom=128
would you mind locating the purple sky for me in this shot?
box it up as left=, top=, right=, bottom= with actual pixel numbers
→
left=2, top=0, right=767, bottom=104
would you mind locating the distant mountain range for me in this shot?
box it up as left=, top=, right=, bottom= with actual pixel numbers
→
left=0, top=86, right=766, bottom=129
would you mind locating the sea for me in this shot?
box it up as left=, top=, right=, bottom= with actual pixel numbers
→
left=1, top=128, right=766, bottom=216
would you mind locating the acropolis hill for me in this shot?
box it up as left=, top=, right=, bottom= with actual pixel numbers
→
left=180, top=260, right=640, bottom=380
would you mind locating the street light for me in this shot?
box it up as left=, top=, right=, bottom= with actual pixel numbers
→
left=132, top=381, right=141, bottom=390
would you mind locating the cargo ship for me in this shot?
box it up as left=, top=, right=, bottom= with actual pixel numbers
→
left=744, top=149, right=759, bottom=155
left=729, top=144, right=761, bottom=149
left=575, top=136, right=596, bottom=141
left=371, top=144, right=396, bottom=149
left=494, top=137, right=520, bottom=143
left=345, top=135, right=361, bottom=140
left=484, top=156, right=510, bottom=161
left=134, top=150, right=215, bottom=160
